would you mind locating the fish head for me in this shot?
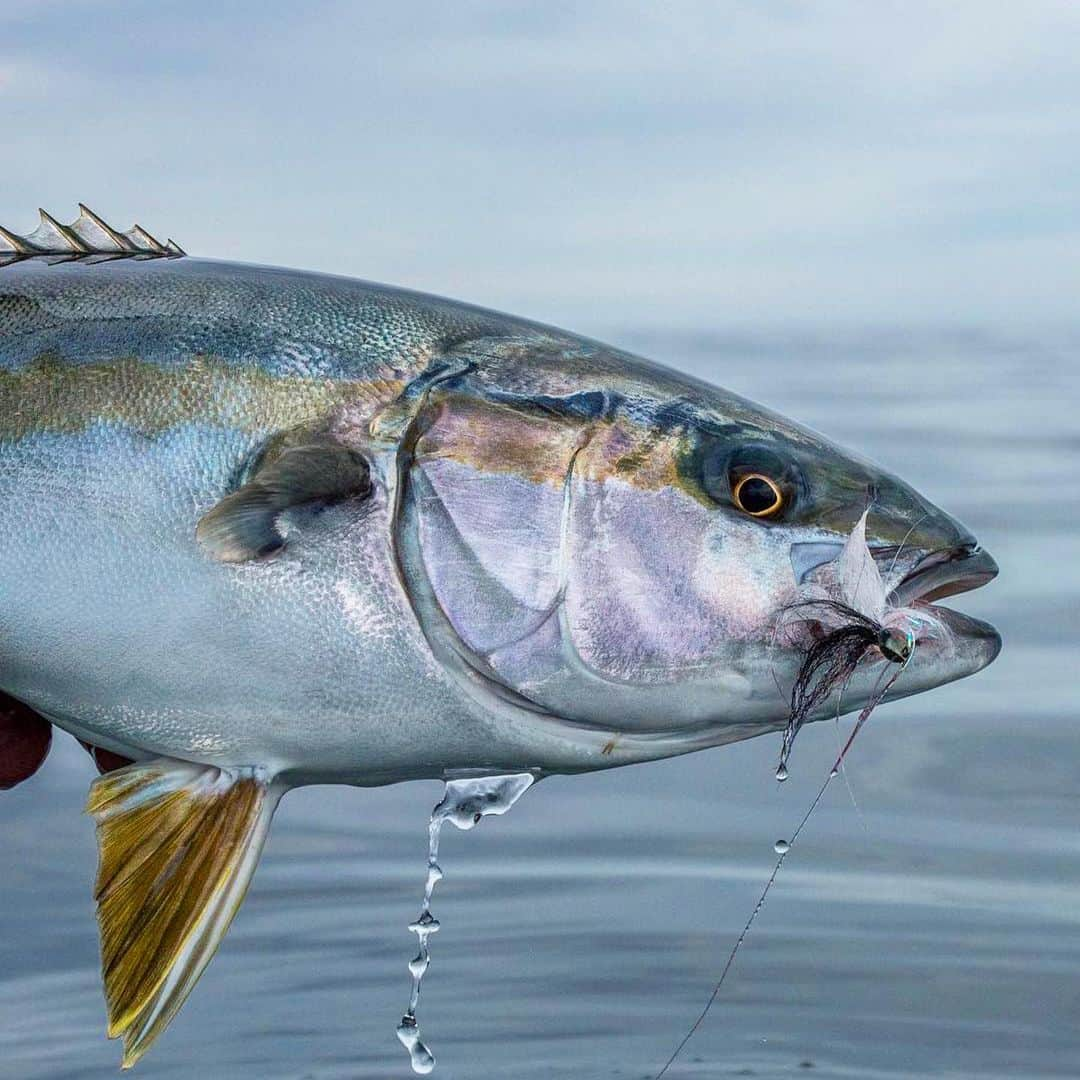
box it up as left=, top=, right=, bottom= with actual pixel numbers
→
left=677, top=390, right=1002, bottom=725
left=395, top=341, right=999, bottom=747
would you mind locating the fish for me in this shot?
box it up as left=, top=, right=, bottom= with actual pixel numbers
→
left=0, top=207, right=1001, bottom=1066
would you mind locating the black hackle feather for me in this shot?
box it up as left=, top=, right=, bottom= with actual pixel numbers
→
left=777, top=600, right=883, bottom=769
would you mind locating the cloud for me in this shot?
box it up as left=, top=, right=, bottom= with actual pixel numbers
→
left=2, top=1, right=1080, bottom=332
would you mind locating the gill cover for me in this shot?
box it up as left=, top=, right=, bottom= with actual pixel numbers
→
left=396, top=386, right=761, bottom=732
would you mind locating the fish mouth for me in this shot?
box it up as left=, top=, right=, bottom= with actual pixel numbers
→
left=888, top=543, right=999, bottom=607
left=887, top=543, right=1002, bottom=676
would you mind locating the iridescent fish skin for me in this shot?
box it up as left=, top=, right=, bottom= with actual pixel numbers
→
left=0, top=257, right=999, bottom=786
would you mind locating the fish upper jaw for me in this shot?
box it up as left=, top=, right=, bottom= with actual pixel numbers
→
left=888, top=543, right=999, bottom=607
left=792, top=534, right=998, bottom=610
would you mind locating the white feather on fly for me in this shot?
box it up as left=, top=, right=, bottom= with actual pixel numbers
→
left=835, top=508, right=887, bottom=622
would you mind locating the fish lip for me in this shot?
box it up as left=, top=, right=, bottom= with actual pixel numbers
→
left=888, top=543, right=999, bottom=607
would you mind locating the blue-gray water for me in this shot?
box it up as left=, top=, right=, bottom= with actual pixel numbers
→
left=1, top=331, right=1076, bottom=1079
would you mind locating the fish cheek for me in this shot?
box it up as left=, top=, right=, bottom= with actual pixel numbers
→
left=700, top=517, right=801, bottom=638
left=560, top=477, right=753, bottom=681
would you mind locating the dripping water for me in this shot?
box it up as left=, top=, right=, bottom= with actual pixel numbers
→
left=397, top=772, right=535, bottom=1074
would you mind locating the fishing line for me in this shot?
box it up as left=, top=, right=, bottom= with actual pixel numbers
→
left=833, top=685, right=871, bottom=837
left=886, top=513, right=929, bottom=579
left=653, top=648, right=913, bottom=1080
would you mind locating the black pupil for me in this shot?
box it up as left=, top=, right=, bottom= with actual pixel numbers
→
left=739, top=477, right=779, bottom=514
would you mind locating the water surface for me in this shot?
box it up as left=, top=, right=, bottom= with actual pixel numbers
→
left=2, top=331, right=1076, bottom=1078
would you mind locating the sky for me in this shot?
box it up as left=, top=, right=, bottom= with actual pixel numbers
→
left=3, top=1, right=1080, bottom=335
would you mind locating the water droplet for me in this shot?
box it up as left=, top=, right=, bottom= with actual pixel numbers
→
left=774, top=839, right=790, bottom=854
left=396, top=1017, right=436, bottom=1074
left=408, top=912, right=440, bottom=935
left=410, top=1044, right=436, bottom=1075
left=434, top=772, right=536, bottom=831
left=397, top=773, right=535, bottom=1073
left=775, top=763, right=789, bottom=782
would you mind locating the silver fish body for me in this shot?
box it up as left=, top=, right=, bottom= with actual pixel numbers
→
left=0, top=257, right=999, bottom=787
left=0, top=237, right=1003, bottom=1068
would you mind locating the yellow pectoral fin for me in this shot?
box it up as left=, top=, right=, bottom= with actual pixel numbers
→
left=86, top=760, right=278, bottom=1068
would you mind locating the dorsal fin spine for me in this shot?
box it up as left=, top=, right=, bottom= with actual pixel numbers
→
left=125, top=224, right=167, bottom=254
left=0, top=224, right=37, bottom=254
left=0, top=206, right=185, bottom=265
left=78, top=203, right=135, bottom=250
left=37, top=208, right=88, bottom=253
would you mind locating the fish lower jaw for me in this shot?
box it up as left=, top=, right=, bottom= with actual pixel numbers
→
left=882, top=542, right=1001, bottom=687
left=908, top=602, right=1001, bottom=672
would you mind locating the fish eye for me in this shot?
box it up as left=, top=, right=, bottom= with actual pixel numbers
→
left=692, top=437, right=802, bottom=519
left=732, top=472, right=784, bottom=517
